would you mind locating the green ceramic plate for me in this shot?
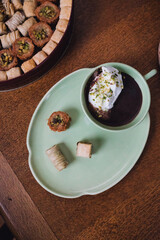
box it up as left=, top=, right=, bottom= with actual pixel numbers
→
left=27, top=68, right=150, bottom=198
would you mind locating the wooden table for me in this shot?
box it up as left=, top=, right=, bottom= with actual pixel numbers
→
left=0, top=0, right=160, bottom=239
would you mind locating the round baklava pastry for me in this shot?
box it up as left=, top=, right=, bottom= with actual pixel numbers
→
left=13, top=37, right=35, bottom=60
left=48, top=111, right=71, bottom=132
left=0, top=49, right=17, bottom=71
left=35, top=1, right=60, bottom=24
left=0, top=0, right=73, bottom=90
left=29, top=22, right=53, bottom=47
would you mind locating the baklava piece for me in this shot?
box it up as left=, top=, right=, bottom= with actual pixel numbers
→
left=11, top=0, right=23, bottom=10
left=29, top=22, right=53, bottom=47
left=35, top=1, right=60, bottom=24
left=48, top=111, right=71, bottom=132
left=5, top=11, right=25, bottom=31
left=60, top=0, right=72, bottom=7
left=6, top=67, right=21, bottom=79
left=2, top=0, right=14, bottom=16
left=0, top=49, right=17, bottom=71
left=42, top=39, right=57, bottom=55
left=13, top=37, right=34, bottom=60
left=0, top=70, right=7, bottom=81
left=32, top=50, right=47, bottom=65
left=0, top=30, right=20, bottom=48
left=46, top=144, right=68, bottom=171
left=51, top=29, right=63, bottom=44
left=76, top=142, right=92, bottom=158
left=59, top=6, right=71, bottom=20
left=0, top=22, right=7, bottom=35
left=0, top=3, right=6, bottom=22
left=17, top=17, right=37, bottom=36
left=23, top=0, right=37, bottom=17
left=21, top=58, right=36, bottom=73
left=56, top=19, right=68, bottom=32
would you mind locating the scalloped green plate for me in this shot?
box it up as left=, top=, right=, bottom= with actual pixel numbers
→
left=27, top=67, right=150, bottom=198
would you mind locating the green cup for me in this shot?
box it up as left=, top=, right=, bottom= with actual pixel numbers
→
left=80, top=62, right=157, bottom=131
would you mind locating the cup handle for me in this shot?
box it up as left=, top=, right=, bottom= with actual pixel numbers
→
left=144, top=69, right=157, bottom=81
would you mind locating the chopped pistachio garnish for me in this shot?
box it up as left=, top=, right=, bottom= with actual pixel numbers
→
left=33, top=29, right=47, bottom=40
left=17, top=41, right=29, bottom=54
left=51, top=115, right=63, bottom=126
left=0, top=53, right=13, bottom=67
left=39, top=6, right=56, bottom=19
left=88, top=67, right=124, bottom=112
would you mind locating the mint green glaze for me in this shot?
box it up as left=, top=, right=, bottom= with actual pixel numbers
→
left=81, top=62, right=152, bottom=131
left=144, top=69, right=157, bottom=81
left=27, top=66, right=150, bottom=198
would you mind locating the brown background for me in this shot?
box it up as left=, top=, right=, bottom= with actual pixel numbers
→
left=0, top=0, right=160, bottom=239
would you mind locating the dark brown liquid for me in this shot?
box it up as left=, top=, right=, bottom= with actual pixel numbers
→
left=85, top=71, right=143, bottom=127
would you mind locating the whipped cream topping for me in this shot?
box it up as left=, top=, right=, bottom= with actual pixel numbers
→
left=88, top=66, right=124, bottom=111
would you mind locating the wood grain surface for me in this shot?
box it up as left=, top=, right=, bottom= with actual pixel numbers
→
left=0, top=152, right=57, bottom=240
left=0, top=0, right=160, bottom=239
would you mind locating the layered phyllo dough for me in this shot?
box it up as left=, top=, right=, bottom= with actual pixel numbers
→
left=59, top=6, right=71, bottom=20
left=6, top=66, right=21, bottom=79
left=0, top=0, right=72, bottom=81
left=35, top=1, right=59, bottom=24
left=0, top=70, right=7, bottom=81
left=47, top=111, right=71, bottom=132
left=0, top=22, right=7, bottom=35
left=21, top=58, right=36, bottom=73
left=51, top=29, right=63, bottom=43
left=0, top=4, right=6, bottom=22
left=0, top=49, right=17, bottom=71
left=60, top=0, right=72, bottom=7
left=13, top=37, right=34, bottom=60
left=46, top=144, right=68, bottom=171
left=0, top=30, right=20, bottom=48
left=56, top=19, right=68, bottom=32
left=11, top=0, right=23, bottom=10
left=32, top=50, right=47, bottom=65
left=2, top=0, right=14, bottom=16
left=17, top=17, right=37, bottom=36
left=6, top=11, right=25, bottom=31
left=42, top=39, right=57, bottom=55
left=23, top=0, right=37, bottom=17
left=29, top=22, right=53, bottom=47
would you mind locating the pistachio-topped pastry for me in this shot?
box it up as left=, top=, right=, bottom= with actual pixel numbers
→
left=18, top=41, right=29, bottom=52
left=0, top=0, right=71, bottom=81
left=40, top=6, right=55, bottom=18
left=34, top=28, right=46, bottom=40
left=48, top=111, right=71, bottom=132
left=35, top=1, right=60, bottom=24
left=0, top=49, right=17, bottom=71
left=13, top=37, right=35, bottom=60
left=29, top=22, right=53, bottom=47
